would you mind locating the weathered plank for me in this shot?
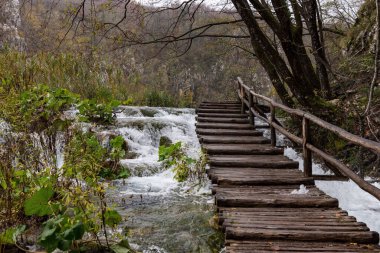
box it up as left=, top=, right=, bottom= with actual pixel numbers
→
left=197, top=113, right=248, bottom=118
left=197, top=117, right=250, bottom=124
left=196, top=123, right=254, bottom=130
left=225, top=227, right=379, bottom=244
left=203, top=143, right=282, bottom=154
left=226, top=240, right=380, bottom=252
left=197, top=129, right=262, bottom=137
left=196, top=108, right=242, bottom=114
left=200, top=136, right=271, bottom=144
left=208, top=155, right=299, bottom=168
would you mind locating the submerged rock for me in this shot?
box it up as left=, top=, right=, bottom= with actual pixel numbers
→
left=159, top=136, right=172, bottom=147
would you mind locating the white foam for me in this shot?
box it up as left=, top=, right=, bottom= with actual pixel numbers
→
left=119, top=169, right=178, bottom=196
left=290, top=184, right=309, bottom=195
left=113, top=107, right=203, bottom=196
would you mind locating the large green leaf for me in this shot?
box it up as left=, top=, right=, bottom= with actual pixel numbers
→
left=0, top=225, right=26, bottom=244
left=111, top=240, right=134, bottom=253
left=24, top=187, right=54, bottom=216
left=62, top=222, right=85, bottom=241
left=105, top=209, right=122, bottom=227
left=111, top=245, right=132, bottom=253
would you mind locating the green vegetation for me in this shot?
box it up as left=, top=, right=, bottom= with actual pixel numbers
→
left=0, top=83, right=133, bottom=252
left=158, top=142, right=207, bottom=182
left=0, top=49, right=194, bottom=107
left=78, top=99, right=121, bottom=125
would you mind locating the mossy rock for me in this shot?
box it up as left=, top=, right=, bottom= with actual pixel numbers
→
left=140, top=108, right=158, bottom=117
left=125, top=151, right=139, bottom=159
left=159, top=136, right=172, bottom=147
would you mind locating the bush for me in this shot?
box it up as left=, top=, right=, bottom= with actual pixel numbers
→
left=158, top=142, right=206, bottom=182
left=78, top=99, right=121, bottom=125
left=144, top=90, right=176, bottom=107
left=1, top=84, right=79, bottom=132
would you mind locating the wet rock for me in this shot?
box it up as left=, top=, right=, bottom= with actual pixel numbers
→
left=159, top=136, right=172, bottom=147
left=140, top=108, right=158, bottom=117
left=125, top=151, right=139, bottom=159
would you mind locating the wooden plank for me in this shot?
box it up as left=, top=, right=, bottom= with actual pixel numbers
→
left=197, top=117, right=250, bottom=124
left=226, top=240, right=380, bottom=252
left=200, top=136, right=271, bottom=144
left=216, top=195, right=338, bottom=208
left=196, top=123, right=254, bottom=130
left=196, top=129, right=262, bottom=137
left=218, top=207, right=346, bottom=214
left=203, top=144, right=282, bottom=155
left=215, top=176, right=314, bottom=186
left=196, top=108, right=242, bottom=113
left=197, top=113, right=248, bottom=118
left=208, top=155, right=299, bottom=168
left=225, top=227, right=379, bottom=244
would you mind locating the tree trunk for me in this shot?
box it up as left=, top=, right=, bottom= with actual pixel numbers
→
left=232, top=0, right=322, bottom=109
left=302, top=0, right=332, bottom=98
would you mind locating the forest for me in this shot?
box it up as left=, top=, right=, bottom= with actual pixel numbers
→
left=0, top=0, right=379, bottom=252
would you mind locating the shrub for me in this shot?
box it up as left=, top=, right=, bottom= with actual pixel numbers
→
left=78, top=99, right=121, bottom=125
left=158, top=142, right=207, bottom=183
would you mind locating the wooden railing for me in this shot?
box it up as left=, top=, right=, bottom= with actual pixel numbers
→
left=237, top=77, right=380, bottom=201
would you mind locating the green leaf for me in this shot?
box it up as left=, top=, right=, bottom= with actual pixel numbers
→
left=105, top=209, right=122, bottom=227
left=111, top=244, right=132, bottom=253
left=117, top=169, right=130, bottom=179
left=57, top=238, right=71, bottom=251
left=12, top=225, right=26, bottom=242
left=0, top=225, right=26, bottom=244
left=24, top=187, right=54, bottom=216
left=62, top=222, right=85, bottom=241
left=111, top=239, right=135, bottom=253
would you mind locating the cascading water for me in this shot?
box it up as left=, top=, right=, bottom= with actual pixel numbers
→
left=102, top=106, right=223, bottom=253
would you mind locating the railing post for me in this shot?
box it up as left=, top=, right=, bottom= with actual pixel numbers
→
left=240, top=86, right=245, bottom=114
left=302, top=117, right=312, bottom=177
left=248, top=90, right=255, bottom=126
left=270, top=104, right=276, bottom=146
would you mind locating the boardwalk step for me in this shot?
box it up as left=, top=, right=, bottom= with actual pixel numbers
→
left=208, top=168, right=313, bottom=186
left=203, top=144, right=282, bottom=155
left=226, top=240, right=380, bottom=252
left=197, top=117, right=250, bottom=124
left=225, top=227, right=379, bottom=244
left=197, top=129, right=262, bottom=137
left=196, top=123, right=254, bottom=130
left=201, top=136, right=271, bottom=144
left=199, top=105, right=241, bottom=109
left=209, top=155, right=299, bottom=168
left=215, top=186, right=338, bottom=208
left=196, top=109, right=242, bottom=113
left=201, top=101, right=240, bottom=105
left=197, top=113, right=248, bottom=118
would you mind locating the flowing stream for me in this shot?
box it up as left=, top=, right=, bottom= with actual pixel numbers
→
left=102, top=107, right=223, bottom=253
left=101, top=107, right=379, bottom=251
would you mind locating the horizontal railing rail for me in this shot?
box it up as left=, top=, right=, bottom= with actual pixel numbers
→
left=237, top=77, right=380, bottom=201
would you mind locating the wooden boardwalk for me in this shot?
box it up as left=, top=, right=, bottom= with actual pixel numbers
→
left=196, top=101, right=380, bottom=253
